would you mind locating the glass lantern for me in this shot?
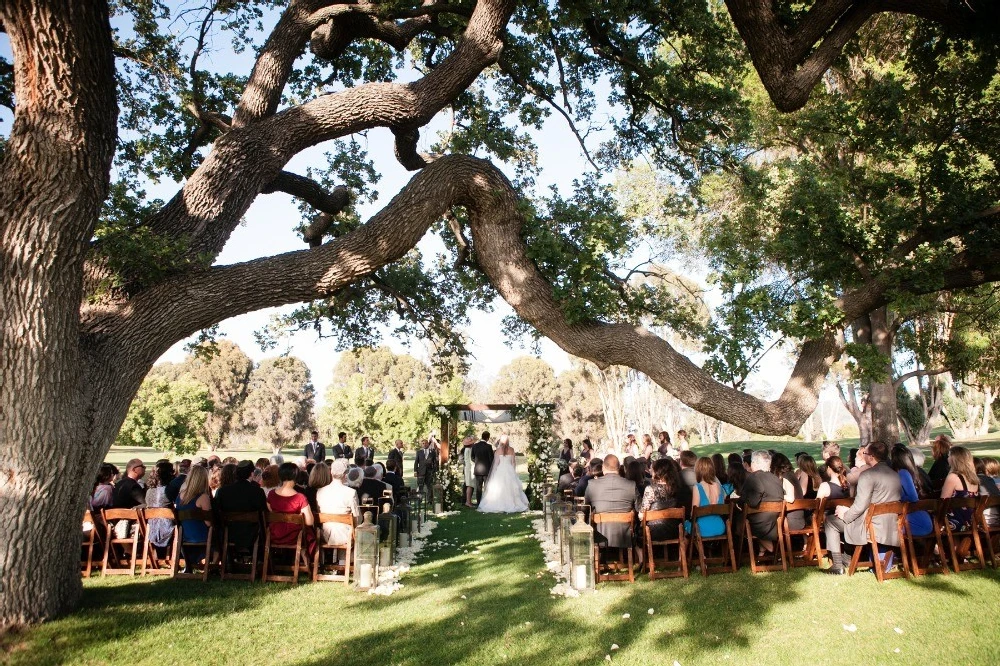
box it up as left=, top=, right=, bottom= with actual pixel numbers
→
left=550, top=499, right=566, bottom=543
left=432, top=483, right=444, bottom=514
left=378, top=500, right=397, bottom=567
left=569, top=512, right=595, bottom=591
left=354, top=511, right=379, bottom=590
left=559, top=503, right=575, bottom=568
left=543, top=486, right=556, bottom=534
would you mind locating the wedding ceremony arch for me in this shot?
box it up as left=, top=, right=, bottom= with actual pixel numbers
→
left=431, top=403, right=556, bottom=508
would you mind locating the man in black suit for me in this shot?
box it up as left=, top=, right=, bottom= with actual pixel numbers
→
left=414, top=439, right=438, bottom=498
left=387, top=439, right=405, bottom=470
left=740, top=450, right=785, bottom=553
left=470, top=431, right=495, bottom=504
left=383, top=458, right=407, bottom=502
left=330, top=432, right=348, bottom=459
left=824, top=441, right=902, bottom=574
left=304, top=430, right=325, bottom=463
left=355, top=436, right=375, bottom=467
left=357, top=465, right=390, bottom=506
left=214, top=460, right=267, bottom=552
left=113, top=459, right=147, bottom=508
left=575, top=458, right=603, bottom=497
left=165, top=458, right=191, bottom=503
left=585, top=455, right=637, bottom=548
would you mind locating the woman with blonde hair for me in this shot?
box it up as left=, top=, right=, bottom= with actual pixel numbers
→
left=174, top=465, right=213, bottom=571
left=941, top=446, right=980, bottom=531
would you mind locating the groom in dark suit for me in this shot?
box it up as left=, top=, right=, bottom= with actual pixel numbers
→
left=470, top=431, right=495, bottom=504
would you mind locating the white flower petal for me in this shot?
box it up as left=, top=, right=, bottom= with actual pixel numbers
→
left=622, top=613, right=631, bottom=619
left=894, top=628, right=904, bottom=634
left=611, top=644, right=619, bottom=650
left=648, top=608, right=655, bottom=615
left=842, top=624, right=857, bottom=633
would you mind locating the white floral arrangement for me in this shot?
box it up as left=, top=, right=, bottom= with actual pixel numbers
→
left=435, top=405, right=449, bottom=416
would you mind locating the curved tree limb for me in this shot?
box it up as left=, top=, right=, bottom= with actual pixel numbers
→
left=261, top=171, right=351, bottom=217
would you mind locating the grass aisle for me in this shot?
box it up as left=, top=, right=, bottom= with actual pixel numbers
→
left=4, top=508, right=1000, bottom=665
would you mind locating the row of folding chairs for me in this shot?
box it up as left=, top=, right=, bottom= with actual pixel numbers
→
left=584, top=495, right=1000, bottom=583
left=82, top=507, right=362, bottom=585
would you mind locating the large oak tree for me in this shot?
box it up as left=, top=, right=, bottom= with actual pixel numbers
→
left=0, top=0, right=996, bottom=626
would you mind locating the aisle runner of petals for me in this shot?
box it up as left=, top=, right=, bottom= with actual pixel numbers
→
left=530, top=516, right=580, bottom=598
left=367, top=515, right=440, bottom=596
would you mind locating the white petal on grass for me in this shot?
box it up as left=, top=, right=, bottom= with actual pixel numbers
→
left=622, top=613, right=631, bottom=619
left=611, top=644, right=619, bottom=650
left=894, top=648, right=901, bottom=654
left=894, top=628, right=904, bottom=634
left=648, top=608, right=655, bottom=615
left=842, top=624, right=857, bottom=633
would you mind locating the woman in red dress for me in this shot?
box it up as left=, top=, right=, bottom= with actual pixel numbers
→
left=267, top=462, right=316, bottom=556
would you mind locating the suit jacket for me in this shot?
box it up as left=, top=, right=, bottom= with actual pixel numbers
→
left=304, top=441, right=326, bottom=463
left=471, top=440, right=494, bottom=477
left=740, top=471, right=785, bottom=541
left=387, top=447, right=404, bottom=470
left=842, top=461, right=902, bottom=547
left=357, top=479, right=391, bottom=506
left=383, top=471, right=406, bottom=502
left=585, top=474, right=638, bottom=548
left=414, top=448, right=438, bottom=481
left=214, top=480, right=267, bottom=551
left=557, top=472, right=576, bottom=494
left=330, top=443, right=346, bottom=459
left=355, top=445, right=375, bottom=466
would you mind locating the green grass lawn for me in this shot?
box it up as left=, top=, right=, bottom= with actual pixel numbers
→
left=4, top=507, right=999, bottom=666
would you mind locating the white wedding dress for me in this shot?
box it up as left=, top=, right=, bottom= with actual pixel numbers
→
left=477, top=451, right=530, bottom=513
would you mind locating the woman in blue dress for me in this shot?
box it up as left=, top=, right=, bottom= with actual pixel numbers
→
left=686, top=457, right=726, bottom=537
left=891, top=444, right=932, bottom=536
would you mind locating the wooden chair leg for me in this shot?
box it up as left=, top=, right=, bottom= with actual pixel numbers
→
left=847, top=546, right=863, bottom=576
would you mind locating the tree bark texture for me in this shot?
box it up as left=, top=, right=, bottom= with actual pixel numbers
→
left=867, top=306, right=900, bottom=445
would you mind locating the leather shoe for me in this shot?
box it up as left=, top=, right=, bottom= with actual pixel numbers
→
left=823, top=567, right=846, bottom=575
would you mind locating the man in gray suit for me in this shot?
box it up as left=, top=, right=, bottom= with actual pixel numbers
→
left=585, top=455, right=637, bottom=548
left=740, top=450, right=785, bottom=552
left=823, top=440, right=902, bottom=574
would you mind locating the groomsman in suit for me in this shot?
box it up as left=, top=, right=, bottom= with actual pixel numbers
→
left=304, top=430, right=325, bottom=463
left=585, top=455, right=637, bottom=548
left=414, top=439, right=438, bottom=498
left=387, top=439, right=405, bottom=470
left=330, top=432, right=348, bottom=459
left=355, top=436, right=375, bottom=466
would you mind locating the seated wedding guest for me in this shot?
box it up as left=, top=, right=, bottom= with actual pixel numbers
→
left=383, top=459, right=406, bottom=502
left=580, top=438, right=594, bottom=462
left=175, top=465, right=213, bottom=569
left=207, top=455, right=222, bottom=469
left=624, top=458, right=648, bottom=506
left=891, top=445, right=932, bottom=537
left=575, top=458, right=603, bottom=497
left=255, top=458, right=270, bottom=472
left=821, top=440, right=841, bottom=462
left=585, top=455, right=637, bottom=549
left=557, top=463, right=580, bottom=494
left=941, top=446, right=980, bottom=531
left=985, top=457, right=1000, bottom=487
left=144, top=461, right=175, bottom=553
left=908, top=447, right=934, bottom=496
left=113, top=459, right=147, bottom=508
left=816, top=456, right=850, bottom=501
left=740, top=450, right=785, bottom=555
left=222, top=456, right=238, bottom=466
left=638, top=458, right=690, bottom=542
left=679, top=450, right=698, bottom=487
left=929, top=434, right=952, bottom=489
left=724, top=459, right=747, bottom=498
left=261, top=464, right=280, bottom=493
left=219, top=463, right=237, bottom=490
left=165, top=459, right=191, bottom=503
left=686, top=457, right=726, bottom=537
left=846, top=445, right=871, bottom=494
left=267, top=462, right=316, bottom=556
left=848, top=448, right=859, bottom=469
left=358, top=465, right=389, bottom=506
left=771, top=452, right=805, bottom=531
left=214, top=460, right=267, bottom=553
left=304, top=461, right=332, bottom=514
left=316, top=459, right=360, bottom=549
left=294, top=467, right=309, bottom=493
left=90, top=464, right=116, bottom=511
left=209, top=465, right=224, bottom=497
left=976, top=457, right=1000, bottom=528
left=641, top=434, right=655, bottom=460
left=712, top=454, right=728, bottom=487
left=269, top=454, right=284, bottom=466
left=796, top=454, right=822, bottom=499
left=345, top=466, right=363, bottom=491
left=824, top=441, right=901, bottom=574
left=559, top=438, right=574, bottom=463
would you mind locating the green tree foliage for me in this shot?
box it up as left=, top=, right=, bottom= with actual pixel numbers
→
left=240, top=356, right=315, bottom=452
left=185, top=340, right=254, bottom=450
left=554, top=366, right=606, bottom=442
left=115, top=377, right=213, bottom=455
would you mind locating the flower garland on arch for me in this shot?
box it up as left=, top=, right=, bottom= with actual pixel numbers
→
left=509, top=403, right=556, bottom=510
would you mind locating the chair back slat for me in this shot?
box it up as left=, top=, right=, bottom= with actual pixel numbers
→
left=593, top=511, right=634, bottom=524
left=141, top=507, right=176, bottom=521
left=317, top=513, right=354, bottom=526
left=784, top=499, right=819, bottom=512
left=746, top=501, right=784, bottom=515
left=102, top=508, right=138, bottom=522
left=644, top=508, right=685, bottom=522
left=868, top=501, right=908, bottom=518
left=266, top=511, right=305, bottom=526
left=691, top=503, right=731, bottom=519
left=177, top=509, right=214, bottom=523
left=222, top=511, right=262, bottom=524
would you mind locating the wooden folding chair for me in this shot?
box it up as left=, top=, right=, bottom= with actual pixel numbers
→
left=941, top=496, right=986, bottom=572
left=81, top=510, right=100, bottom=578
left=847, top=501, right=910, bottom=582
left=176, top=508, right=215, bottom=581
left=904, top=500, right=949, bottom=576
left=642, top=509, right=688, bottom=579
left=313, top=513, right=354, bottom=584
left=741, top=501, right=787, bottom=573
left=976, top=496, right=1000, bottom=568
left=263, top=511, right=308, bottom=584
left=592, top=511, right=635, bottom=583
left=816, top=497, right=853, bottom=563
left=139, top=507, right=178, bottom=576
left=100, top=508, right=141, bottom=576
left=690, top=503, right=738, bottom=576
left=783, top=499, right=822, bottom=568
left=219, top=511, right=262, bottom=582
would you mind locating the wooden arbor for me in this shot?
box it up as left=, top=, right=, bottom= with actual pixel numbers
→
left=431, top=403, right=555, bottom=462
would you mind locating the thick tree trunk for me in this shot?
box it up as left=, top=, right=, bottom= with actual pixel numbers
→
left=0, top=0, right=117, bottom=628
left=979, top=387, right=994, bottom=436
left=867, top=306, right=900, bottom=445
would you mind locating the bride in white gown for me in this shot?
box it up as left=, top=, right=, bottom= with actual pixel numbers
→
left=477, top=435, right=530, bottom=513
